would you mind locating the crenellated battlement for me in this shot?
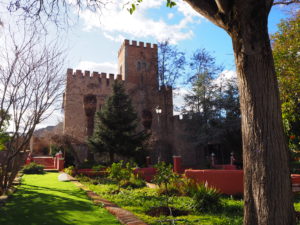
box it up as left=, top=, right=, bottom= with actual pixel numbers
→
left=67, top=68, right=122, bottom=81
left=118, top=39, right=157, bottom=56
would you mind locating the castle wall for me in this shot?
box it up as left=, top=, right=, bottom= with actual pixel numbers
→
left=64, top=39, right=185, bottom=165
left=64, top=69, right=123, bottom=142
left=170, top=115, right=206, bottom=168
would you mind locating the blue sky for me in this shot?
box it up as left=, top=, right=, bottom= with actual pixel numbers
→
left=64, top=1, right=289, bottom=76
left=3, top=0, right=289, bottom=128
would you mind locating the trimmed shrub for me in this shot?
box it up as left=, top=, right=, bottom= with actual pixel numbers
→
left=22, top=162, right=44, bottom=174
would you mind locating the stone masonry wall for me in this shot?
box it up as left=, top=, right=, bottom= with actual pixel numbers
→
left=64, top=70, right=123, bottom=142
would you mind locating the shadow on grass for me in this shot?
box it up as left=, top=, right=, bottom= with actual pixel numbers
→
left=23, top=183, right=87, bottom=199
left=0, top=174, right=119, bottom=225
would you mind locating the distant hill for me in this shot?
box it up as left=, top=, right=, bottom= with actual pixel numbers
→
left=34, top=122, right=63, bottom=137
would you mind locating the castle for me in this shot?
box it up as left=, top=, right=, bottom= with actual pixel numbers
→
left=63, top=40, right=205, bottom=167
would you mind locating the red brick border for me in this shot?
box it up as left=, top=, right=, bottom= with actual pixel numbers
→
left=65, top=174, right=147, bottom=225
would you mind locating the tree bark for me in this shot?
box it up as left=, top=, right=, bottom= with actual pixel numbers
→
left=237, top=45, right=295, bottom=224
left=229, top=5, right=295, bottom=225
left=183, top=0, right=295, bottom=224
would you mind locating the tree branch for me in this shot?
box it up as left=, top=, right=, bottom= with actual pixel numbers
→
left=184, top=0, right=226, bottom=29
left=273, top=0, right=300, bottom=5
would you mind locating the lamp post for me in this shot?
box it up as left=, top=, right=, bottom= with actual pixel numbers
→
left=155, top=106, right=162, bottom=124
left=155, top=106, right=162, bottom=163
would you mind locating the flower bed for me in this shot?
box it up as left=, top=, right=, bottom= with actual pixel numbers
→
left=76, top=169, right=107, bottom=177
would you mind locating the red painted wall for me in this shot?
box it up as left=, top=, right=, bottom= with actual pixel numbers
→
left=292, top=174, right=300, bottom=184
left=185, top=169, right=243, bottom=195
left=134, top=167, right=156, bottom=182
left=32, top=157, right=55, bottom=169
left=185, top=170, right=300, bottom=195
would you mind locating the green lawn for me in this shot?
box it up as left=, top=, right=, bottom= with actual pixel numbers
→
left=0, top=173, right=120, bottom=225
left=78, top=176, right=244, bottom=225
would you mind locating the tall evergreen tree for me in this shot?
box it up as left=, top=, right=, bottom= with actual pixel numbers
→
left=88, top=81, right=148, bottom=164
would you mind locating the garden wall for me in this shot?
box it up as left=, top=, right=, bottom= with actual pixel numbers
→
left=32, top=157, right=54, bottom=169
left=185, top=169, right=243, bottom=195
left=26, top=152, right=64, bottom=171
left=134, top=167, right=156, bottom=182
left=185, top=170, right=300, bottom=195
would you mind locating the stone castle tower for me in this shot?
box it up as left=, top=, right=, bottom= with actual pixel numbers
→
left=63, top=40, right=174, bottom=161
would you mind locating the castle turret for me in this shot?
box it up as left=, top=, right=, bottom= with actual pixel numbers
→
left=118, top=39, right=158, bottom=90
left=118, top=40, right=160, bottom=131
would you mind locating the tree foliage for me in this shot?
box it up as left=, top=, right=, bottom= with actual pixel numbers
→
left=183, top=48, right=224, bottom=121
left=88, top=81, right=148, bottom=164
left=157, top=40, right=186, bottom=87
left=50, top=134, right=81, bottom=167
left=272, top=12, right=300, bottom=151
left=187, top=48, right=223, bottom=85
left=184, top=74, right=241, bottom=159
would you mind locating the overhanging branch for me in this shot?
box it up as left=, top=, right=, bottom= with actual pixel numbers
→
left=273, top=0, right=300, bottom=5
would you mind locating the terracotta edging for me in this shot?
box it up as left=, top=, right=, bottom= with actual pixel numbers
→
left=65, top=174, right=148, bottom=225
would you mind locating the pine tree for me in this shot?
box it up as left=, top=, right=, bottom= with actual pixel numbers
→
left=88, top=81, right=148, bottom=164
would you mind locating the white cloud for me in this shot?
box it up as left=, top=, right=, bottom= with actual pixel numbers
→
left=175, top=0, right=203, bottom=19
left=75, top=61, right=118, bottom=74
left=103, top=33, right=126, bottom=43
left=168, top=13, right=174, bottom=19
left=173, top=87, right=189, bottom=113
left=79, top=0, right=202, bottom=43
left=213, top=70, right=237, bottom=88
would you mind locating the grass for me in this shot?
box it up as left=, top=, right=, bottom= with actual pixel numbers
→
left=0, top=172, right=120, bottom=225
left=78, top=176, right=244, bottom=225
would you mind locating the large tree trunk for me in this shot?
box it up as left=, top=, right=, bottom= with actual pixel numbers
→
left=183, top=0, right=296, bottom=224
left=230, top=7, right=295, bottom=225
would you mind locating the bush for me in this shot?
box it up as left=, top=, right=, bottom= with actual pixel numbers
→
left=180, top=177, right=200, bottom=196
left=107, top=161, right=132, bottom=191
left=92, top=165, right=106, bottom=171
left=191, top=183, right=222, bottom=213
left=22, top=162, right=44, bottom=174
left=64, top=165, right=75, bottom=176
left=153, top=162, right=180, bottom=196
left=78, top=161, right=97, bottom=169
left=50, top=144, right=62, bottom=157
left=76, top=174, right=93, bottom=183
left=120, top=173, right=146, bottom=189
left=156, top=181, right=182, bottom=196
